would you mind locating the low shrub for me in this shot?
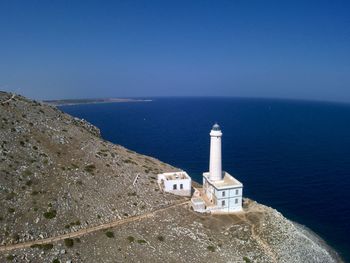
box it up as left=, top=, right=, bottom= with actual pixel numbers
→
left=207, top=245, right=216, bottom=252
left=30, top=243, right=53, bottom=250
left=43, top=210, right=56, bottom=219
left=127, top=236, right=134, bottom=243
left=31, top=190, right=39, bottom=196
left=26, top=180, right=33, bottom=186
left=105, top=231, right=114, bottom=238
left=64, top=238, right=74, bottom=247
left=6, top=254, right=15, bottom=260
left=243, top=257, right=252, bottom=263
left=84, top=164, right=96, bottom=173
left=42, top=243, right=53, bottom=250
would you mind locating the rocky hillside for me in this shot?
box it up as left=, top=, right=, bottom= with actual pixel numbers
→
left=0, top=91, right=343, bottom=263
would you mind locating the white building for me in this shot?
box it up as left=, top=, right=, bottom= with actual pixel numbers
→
left=157, top=171, right=191, bottom=197
left=191, top=123, right=243, bottom=213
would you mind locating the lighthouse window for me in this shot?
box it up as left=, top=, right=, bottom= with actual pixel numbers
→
left=180, top=184, right=183, bottom=189
left=173, top=184, right=177, bottom=190
left=235, top=198, right=238, bottom=204
left=222, top=200, right=225, bottom=207
left=236, top=189, right=239, bottom=195
left=222, top=191, right=225, bottom=197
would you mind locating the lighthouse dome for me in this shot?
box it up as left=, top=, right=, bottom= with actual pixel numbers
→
left=212, top=123, right=221, bottom=131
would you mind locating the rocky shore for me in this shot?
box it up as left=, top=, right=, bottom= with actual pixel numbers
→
left=0, top=91, right=343, bottom=262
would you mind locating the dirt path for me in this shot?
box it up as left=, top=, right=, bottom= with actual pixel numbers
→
left=0, top=200, right=189, bottom=252
left=243, top=211, right=279, bottom=263
left=1, top=93, right=15, bottom=104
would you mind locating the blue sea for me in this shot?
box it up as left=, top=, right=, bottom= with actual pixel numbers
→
left=60, top=98, right=350, bottom=261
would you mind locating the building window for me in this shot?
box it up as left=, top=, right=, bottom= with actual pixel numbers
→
left=222, top=200, right=225, bottom=207
left=180, top=184, right=183, bottom=189
left=235, top=198, right=238, bottom=204
left=222, top=191, right=225, bottom=197
left=236, top=189, right=239, bottom=195
left=173, top=184, right=177, bottom=190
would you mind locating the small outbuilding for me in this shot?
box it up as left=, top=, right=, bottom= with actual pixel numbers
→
left=157, top=171, right=191, bottom=197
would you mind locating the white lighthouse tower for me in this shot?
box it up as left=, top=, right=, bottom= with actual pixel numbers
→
left=191, top=123, right=243, bottom=213
left=209, top=123, right=223, bottom=181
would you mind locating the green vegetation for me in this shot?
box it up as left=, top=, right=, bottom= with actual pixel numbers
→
left=6, top=254, right=15, bottom=260
left=42, top=244, right=54, bottom=250
left=137, top=239, right=147, bottom=244
left=127, top=236, right=135, bottom=243
left=207, top=245, right=216, bottom=252
left=8, top=207, right=15, bottom=213
left=30, top=243, right=53, bottom=250
left=25, top=180, right=33, bottom=186
left=157, top=236, right=164, bottom=241
left=105, top=231, right=114, bottom=238
left=71, top=163, right=79, bottom=169
left=12, top=234, right=19, bottom=241
left=52, top=259, right=60, bottom=263
left=23, top=169, right=32, bottom=176
left=124, top=158, right=137, bottom=165
left=31, top=190, right=39, bottom=196
left=43, top=210, right=57, bottom=219
left=67, top=220, right=81, bottom=227
left=84, top=164, right=96, bottom=173
left=64, top=238, right=74, bottom=247
left=6, top=192, right=16, bottom=200
left=243, top=257, right=252, bottom=263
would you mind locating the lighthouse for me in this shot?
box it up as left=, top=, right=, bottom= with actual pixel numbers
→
left=209, top=123, right=223, bottom=181
left=191, top=123, right=244, bottom=213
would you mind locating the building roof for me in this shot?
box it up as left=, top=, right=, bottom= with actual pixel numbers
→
left=203, top=171, right=243, bottom=189
left=158, top=171, right=190, bottom=181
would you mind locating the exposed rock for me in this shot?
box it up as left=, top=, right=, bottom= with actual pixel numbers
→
left=0, top=92, right=343, bottom=262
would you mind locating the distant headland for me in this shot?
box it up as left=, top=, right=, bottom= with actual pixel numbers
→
left=43, top=98, right=152, bottom=106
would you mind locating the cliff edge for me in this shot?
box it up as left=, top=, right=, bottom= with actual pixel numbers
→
left=0, top=92, right=343, bottom=262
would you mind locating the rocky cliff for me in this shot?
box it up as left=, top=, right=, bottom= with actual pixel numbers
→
left=0, top=92, right=343, bottom=263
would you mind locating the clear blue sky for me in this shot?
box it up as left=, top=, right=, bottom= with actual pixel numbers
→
left=0, top=0, right=349, bottom=101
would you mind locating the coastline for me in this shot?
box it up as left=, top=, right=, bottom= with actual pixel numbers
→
left=43, top=98, right=152, bottom=106
left=0, top=91, right=345, bottom=262
left=292, top=222, right=344, bottom=262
